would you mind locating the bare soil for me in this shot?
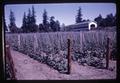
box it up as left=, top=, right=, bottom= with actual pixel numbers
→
left=11, top=50, right=116, bottom=80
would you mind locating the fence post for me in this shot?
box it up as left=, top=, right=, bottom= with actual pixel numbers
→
left=18, top=35, right=20, bottom=50
left=106, top=38, right=110, bottom=69
left=67, top=39, right=71, bottom=74
left=6, top=45, right=16, bottom=80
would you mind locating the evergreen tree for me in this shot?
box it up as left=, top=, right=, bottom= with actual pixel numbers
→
left=21, top=12, right=27, bottom=33
left=50, top=16, right=56, bottom=31
left=42, top=9, right=49, bottom=32
left=31, top=5, right=36, bottom=24
left=94, top=14, right=103, bottom=26
left=31, top=6, right=38, bottom=32
left=9, top=10, right=18, bottom=33
left=55, top=20, right=60, bottom=31
left=43, top=9, right=48, bottom=25
left=100, top=18, right=107, bottom=27
left=50, top=16, right=61, bottom=32
left=94, top=14, right=107, bottom=27
left=76, top=7, right=82, bottom=23
left=94, top=13, right=116, bottom=28
left=39, top=23, right=44, bottom=32
left=105, top=13, right=114, bottom=27
left=27, top=8, right=32, bottom=32
left=25, top=7, right=38, bottom=33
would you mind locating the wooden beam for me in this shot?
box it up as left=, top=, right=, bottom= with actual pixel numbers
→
left=67, top=39, right=71, bottom=74
left=6, top=45, right=17, bottom=80
left=106, top=38, right=110, bottom=69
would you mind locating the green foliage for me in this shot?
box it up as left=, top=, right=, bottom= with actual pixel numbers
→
left=49, top=16, right=61, bottom=32
left=6, top=29, right=116, bottom=73
left=76, top=7, right=83, bottom=23
left=9, top=10, right=19, bottom=33
left=21, top=6, right=38, bottom=33
left=21, top=12, right=27, bottom=33
left=94, top=13, right=116, bottom=28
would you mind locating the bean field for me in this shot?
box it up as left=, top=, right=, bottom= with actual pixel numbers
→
left=5, top=31, right=116, bottom=73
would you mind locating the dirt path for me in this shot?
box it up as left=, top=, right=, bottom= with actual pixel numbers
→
left=11, top=50, right=116, bottom=80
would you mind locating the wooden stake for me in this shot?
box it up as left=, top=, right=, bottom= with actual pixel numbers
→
left=106, top=38, right=110, bottom=69
left=67, top=39, right=71, bottom=74
left=6, top=45, right=16, bottom=80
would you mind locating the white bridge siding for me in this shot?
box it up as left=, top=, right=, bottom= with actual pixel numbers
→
left=88, top=21, right=97, bottom=30
left=65, top=21, right=97, bottom=31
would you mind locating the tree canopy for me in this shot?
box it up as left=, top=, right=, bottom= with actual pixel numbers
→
left=94, top=13, right=116, bottom=28
left=9, top=10, right=18, bottom=33
left=6, top=6, right=116, bottom=33
left=76, top=7, right=83, bottom=23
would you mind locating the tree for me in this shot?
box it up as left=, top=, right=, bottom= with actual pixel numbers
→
left=105, top=13, right=114, bottom=27
left=55, top=20, right=60, bottom=31
left=9, top=10, right=18, bottom=33
left=50, top=16, right=56, bottom=31
left=76, top=7, right=82, bottom=23
left=39, top=23, right=44, bottom=32
left=21, top=12, right=27, bottom=33
left=26, top=8, right=32, bottom=32
left=31, top=5, right=36, bottom=24
left=43, top=9, right=47, bottom=25
left=24, top=6, right=38, bottom=33
left=31, top=6, right=38, bottom=32
left=42, top=9, right=49, bottom=32
left=61, top=23, right=65, bottom=31
left=49, top=16, right=61, bottom=32
left=94, top=14, right=107, bottom=28
left=82, top=19, right=89, bottom=22
left=94, top=13, right=116, bottom=28
left=94, top=14, right=103, bottom=26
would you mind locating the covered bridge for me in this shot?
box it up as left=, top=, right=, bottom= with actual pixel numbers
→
left=65, top=21, right=97, bottom=31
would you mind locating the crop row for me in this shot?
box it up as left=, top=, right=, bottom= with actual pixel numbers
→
left=5, top=31, right=116, bottom=73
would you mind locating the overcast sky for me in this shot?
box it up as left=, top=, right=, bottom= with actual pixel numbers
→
left=4, top=3, right=116, bottom=27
